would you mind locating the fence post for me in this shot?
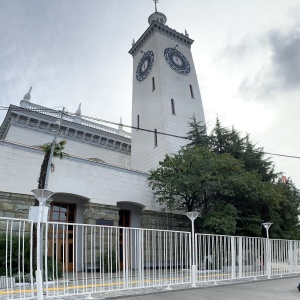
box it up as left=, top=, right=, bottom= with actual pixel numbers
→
left=191, top=227, right=197, bottom=286
left=31, top=189, right=54, bottom=300
left=238, top=237, right=243, bottom=278
left=231, top=237, right=236, bottom=279
left=35, top=203, right=44, bottom=300
left=185, top=212, right=199, bottom=287
left=266, top=239, right=271, bottom=279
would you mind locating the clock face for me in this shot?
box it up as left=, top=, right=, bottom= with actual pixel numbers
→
left=136, top=51, right=154, bottom=81
left=164, top=48, right=191, bottom=75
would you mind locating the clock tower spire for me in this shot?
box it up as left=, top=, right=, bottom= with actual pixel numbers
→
left=129, top=5, right=205, bottom=172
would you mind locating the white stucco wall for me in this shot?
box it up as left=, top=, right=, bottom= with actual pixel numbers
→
left=131, top=28, right=205, bottom=172
left=0, top=141, right=159, bottom=211
left=5, top=125, right=130, bottom=168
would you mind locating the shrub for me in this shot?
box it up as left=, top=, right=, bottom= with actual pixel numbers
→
left=0, top=234, right=31, bottom=276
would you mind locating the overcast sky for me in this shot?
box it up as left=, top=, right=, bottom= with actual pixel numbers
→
left=0, top=0, right=299, bottom=187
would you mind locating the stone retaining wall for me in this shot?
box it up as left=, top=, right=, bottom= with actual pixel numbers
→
left=0, top=192, right=35, bottom=219
left=0, top=191, right=191, bottom=233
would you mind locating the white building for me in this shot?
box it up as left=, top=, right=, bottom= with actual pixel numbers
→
left=0, top=7, right=205, bottom=270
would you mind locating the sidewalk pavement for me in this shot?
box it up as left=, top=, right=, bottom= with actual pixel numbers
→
left=71, top=276, right=300, bottom=300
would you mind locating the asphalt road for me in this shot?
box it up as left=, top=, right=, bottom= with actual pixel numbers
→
left=109, top=277, right=300, bottom=300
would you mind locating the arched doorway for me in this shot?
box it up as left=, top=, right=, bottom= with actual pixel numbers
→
left=117, top=202, right=145, bottom=269
left=48, top=193, right=89, bottom=272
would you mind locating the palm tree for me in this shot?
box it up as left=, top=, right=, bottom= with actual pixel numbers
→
left=33, top=139, right=67, bottom=270
left=35, top=140, right=67, bottom=204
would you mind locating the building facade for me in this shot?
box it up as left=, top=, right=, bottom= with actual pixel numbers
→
left=0, top=7, right=205, bottom=271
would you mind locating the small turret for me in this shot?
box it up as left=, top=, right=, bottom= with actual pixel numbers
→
left=20, top=86, right=32, bottom=108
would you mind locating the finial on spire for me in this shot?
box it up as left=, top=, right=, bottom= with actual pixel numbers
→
left=153, top=0, right=159, bottom=12
left=185, top=29, right=189, bottom=37
left=132, top=38, right=135, bottom=46
left=118, top=117, right=124, bottom=131
left=76, top=103, right=82, bottom=115
left=23, top=86, right=32, bottom=101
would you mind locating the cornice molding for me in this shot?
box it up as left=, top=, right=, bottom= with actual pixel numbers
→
left=129, top=21, right=194, bottom=57
left=1, top=105, right=131, bottom=155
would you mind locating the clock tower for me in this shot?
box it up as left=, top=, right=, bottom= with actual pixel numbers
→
left=129, top=4, right=205, bottom=172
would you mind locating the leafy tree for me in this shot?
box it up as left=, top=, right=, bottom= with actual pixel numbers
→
left=187, top=117, right=276, bottom=182
left=150, top=117, right=300, bottom=238
left=148, top=146, right=280, bottom=235
left=201, top=201, right=238, bottom=235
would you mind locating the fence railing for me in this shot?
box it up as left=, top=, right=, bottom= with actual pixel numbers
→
left=0, top=217, right=34, bottom=300
left=44, top=222, right=191, bottom=298
left=1, top=216, right=300, bottom=300
left=195, top=233, right=300, bottom=284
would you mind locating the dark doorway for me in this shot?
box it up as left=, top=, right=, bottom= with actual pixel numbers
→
left=49, top=202, right=76, bottom=272
left=119, top=209, right=130, bottom=269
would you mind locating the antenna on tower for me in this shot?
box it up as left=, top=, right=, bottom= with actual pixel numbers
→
left=153, top=0, right=159, bottom=12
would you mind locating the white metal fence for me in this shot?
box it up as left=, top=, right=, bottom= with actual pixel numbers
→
left=44, top=222, right=191, bottom=298
left=1, top=216, right=300, bottom=300
left=0, top=217, right=34, bottom=300
left=195, top=233, right=300, bottom=284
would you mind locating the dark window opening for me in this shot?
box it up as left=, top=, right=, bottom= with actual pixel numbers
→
left=137, top=114, right=140, bottom=129
left=152, top=77, right=155, bottom=91
left=189, top=84, right=194, bottom=98
left=154, top=129, right=158, bottom=147
left=171, top=99, right=175, bottom=115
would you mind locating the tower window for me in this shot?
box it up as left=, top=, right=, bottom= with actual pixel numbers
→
left=189, top=84, right=194, bottom=99
left=137, top=114, right=140, bottom=129
left=154, top=129, right=158, bottom=147
left=171, top=99, right=175, bottom=115
left=152, top=77, right=155, bottom=91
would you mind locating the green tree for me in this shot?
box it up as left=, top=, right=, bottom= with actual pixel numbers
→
left=190, top=118, right=300, bottom=237
left=188, top=117, right=276, bottom=182
left=201, top=201, right=238, bottom=235
left=150, top=117, right=300, bottom=238
left=186, top=115, right=209, bottom=147
left=148, top=146, right=278, bottom=235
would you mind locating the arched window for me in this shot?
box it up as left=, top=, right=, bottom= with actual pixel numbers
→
left=189, top=84, right=194, bottom=98
left=152, top=77, right=155, bottom=91
left=171, top=99, right=175, bottom=115
left=137, top=114, right=140, bottom=129
left=154, top=129, right=158, bottom=147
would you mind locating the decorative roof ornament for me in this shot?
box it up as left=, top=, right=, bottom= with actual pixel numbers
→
left=153, top=0, right=159, bottom=12
left=74, top=103, right=82, bottom=124
left=148, top=0, right=167, bottom=25
left=132, top=39, right=135, bottom=46
left=119, top=117, right=123, bottom=129
left=23, top=86, right=32, bottom=101
left=185, top=29, right=189, bottom=37
left=76, top=103, right=82, bottom=115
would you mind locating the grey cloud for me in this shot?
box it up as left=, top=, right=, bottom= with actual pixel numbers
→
left=268, top=29, right=300, bottom=91
left=220, top=36, right=255, bottom=62
left=221, top=39, right=252, bottom=60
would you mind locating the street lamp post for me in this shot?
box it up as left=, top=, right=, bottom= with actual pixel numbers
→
left=32, top=189, right=54, bottom=300
left=185, top=212, right=200, bottom=287
left=262, top=222, right=273, bottom=279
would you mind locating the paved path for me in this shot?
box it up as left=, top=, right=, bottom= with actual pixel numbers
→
left=105, top=276, right=300, bottom=300
left=2, top=276, right=300, bottom=299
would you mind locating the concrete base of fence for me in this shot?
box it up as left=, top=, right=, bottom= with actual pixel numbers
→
left=223, top=265, right=255, bottom=273
left=0, top=276, right=15, bottom=289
